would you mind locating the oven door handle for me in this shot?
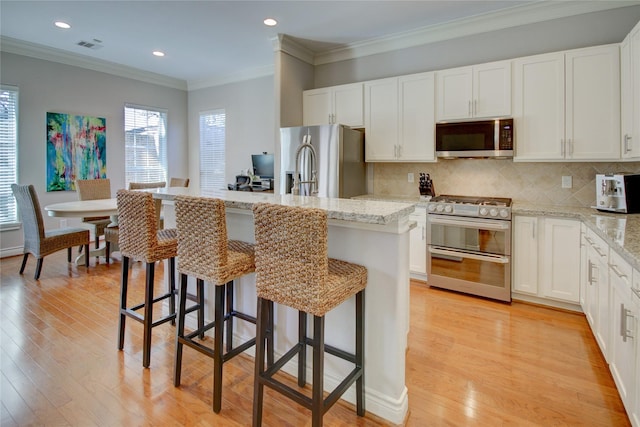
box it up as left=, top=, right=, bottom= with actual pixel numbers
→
left=428, top=216, right=510, bottom=231
left=429, top=246, right=510, bottom=264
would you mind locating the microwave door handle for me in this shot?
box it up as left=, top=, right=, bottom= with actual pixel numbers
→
left=428, top=216, right=510, bottom=231
left=429, top=246, right=510, bottom=264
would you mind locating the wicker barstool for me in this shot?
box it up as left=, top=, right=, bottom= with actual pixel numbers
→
left=251, top=203, right=367, bottom=427
left=116, top=189, right=177, bottom=368
left=173, top=195, right=264, bottom=413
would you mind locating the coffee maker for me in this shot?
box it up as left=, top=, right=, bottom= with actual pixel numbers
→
left=595, top=173, right=640, bottom=213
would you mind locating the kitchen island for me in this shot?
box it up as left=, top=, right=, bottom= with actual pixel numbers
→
left=151, top=187, right=415, bottom=425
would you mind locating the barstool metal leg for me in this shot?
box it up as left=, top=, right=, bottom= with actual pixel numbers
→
left=142, top=262, right=155, bottom=368
left=252, top=297, right=268, bottom=427
left=197, top=279, right=205, bottom=339
left=312, top=315, right=325, bottom=427
left=298, top=311, right=307, bottom=387
left=226, top=281, right=234, bottom=352
left=118, top=256, right=130, bottom=350
left=174, top=273, right=189, bottom=386
left=169, top=257, right=176, bottom=324
left=356, top=290, right=365, bottom=416
left=212, top=284, right=225, bottom=413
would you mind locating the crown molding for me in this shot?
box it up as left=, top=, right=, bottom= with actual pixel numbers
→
left=272, top=34, right=315, bottom=65
left=314, top=1, right=639, bottom=65
left=0, top=36, right=188, bottom=90
left=187, top=64, right=274, bottom=91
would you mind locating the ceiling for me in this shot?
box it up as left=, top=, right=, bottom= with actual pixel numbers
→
left=0, top=1, right=637, bottom=89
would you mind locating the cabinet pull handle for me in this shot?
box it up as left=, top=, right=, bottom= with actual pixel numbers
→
left=532, top=222, right=536, bottom=239
left=624, top=134, right=632, bottom=153
left=422, top=225, right=425, bottom=241
left=587, top=260, right=593, bottom=284
left=398, top=145, right=402, bottom=158
left=609, top=263, right=628, bottom=281
left=620, top=304, right=634, bottom=342
left=568, top=139, right=573, bottom=155
left=591, top=262, right=598, bottom=284
left=593, top=245, right=606, bottom=258
left=474, top=100, right=477, bottom=116
left=561, top=139, right=565, bottom=156
left=468, top=100, right=472, bottom=117
left=632, top=288, right=640, bottom=299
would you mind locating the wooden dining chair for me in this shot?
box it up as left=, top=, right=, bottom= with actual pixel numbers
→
left=11, top=184, right=90, bottom=280
left=76, top=178, right=112, bottom=254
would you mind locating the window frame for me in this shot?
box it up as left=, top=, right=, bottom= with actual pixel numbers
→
left=199, top=109, right=226, bottom=194
left=124, top=103, right=168, bottom=187
left=0, top=85, right=19, bottom=230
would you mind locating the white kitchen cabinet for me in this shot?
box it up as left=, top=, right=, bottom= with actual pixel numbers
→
left=583, top=228, right=610, bottom=359
left=609, top=253, right=637, bottom=419
left=622, top=20, right=640, bottom=160
left=512, top=216, right=580, bottom=306
left=365, top=72, right=435, bottom=162
left=409, top=206, right=427, bottom=280
left=514, top=45, right=620, bottom=161
left=436, top=60, right=511, bottom=121
left=303, top=83, right=364, bottom=127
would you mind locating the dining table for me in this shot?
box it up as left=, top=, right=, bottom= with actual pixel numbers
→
left=44, top=198, right=118, bottom=264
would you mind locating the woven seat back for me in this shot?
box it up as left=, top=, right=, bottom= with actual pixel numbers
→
left=76, top=178, right=111, bottom=200
left=128, top=181, right=166, bottom=190
left=252, top=203, right=328, bottom=311
left=174, top=196, right=229, bottom=282
left=11, top=184, right=46, bottom=248
left=116, top=189, right=160, bottom=261
left=169, top=177, right=190, bottom=187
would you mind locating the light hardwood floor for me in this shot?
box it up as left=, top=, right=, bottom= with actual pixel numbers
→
left=0, top=251, right=631, bottom=426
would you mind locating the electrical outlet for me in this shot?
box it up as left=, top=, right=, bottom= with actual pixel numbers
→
left=562, top=176, right=572, bottom=189
left=407, top=173, right=414, bottom=183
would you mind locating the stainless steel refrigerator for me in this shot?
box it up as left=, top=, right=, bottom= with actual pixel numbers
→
left=280, top=124, right=366, bottom=198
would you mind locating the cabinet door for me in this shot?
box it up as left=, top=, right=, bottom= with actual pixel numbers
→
left=609, top=273, right=637, bottom=414
left=565, top=45, right=620, bottom=160
left=303, top=88, right=332, bottom=126
left=436, top=66, right=472, bottom=121
left=364, top=78, right=399, bottom=161
left=399, top=72, right=435, bottom=162
left=513, top=52, right=565, bottom=160
left=473, top=60, right=511, bottom=118
left=512, top=216, right=539, bottom=295
left=541, top=218, right=581, bottom=303
left=409, top=208, right=427, bottom=276
left=623, top=23, right=640, bottom=160
left=585, top=245, right=600, bottom=329
left=333, top=83, right=364, bottom=128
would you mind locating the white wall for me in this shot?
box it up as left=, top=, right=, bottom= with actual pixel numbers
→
left=0, top=52, right=188, bottom=255
left=187, top=75, right=275, bottom=190
left=314, top=5, right=640, bottom=87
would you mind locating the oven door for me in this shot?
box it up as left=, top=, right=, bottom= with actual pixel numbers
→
left=427, top=214, right=512, bottom=302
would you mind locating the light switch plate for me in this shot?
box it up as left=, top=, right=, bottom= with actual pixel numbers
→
left=408, top=173, right=414, bottom=183
left=562, top=176, right=572, bottom=189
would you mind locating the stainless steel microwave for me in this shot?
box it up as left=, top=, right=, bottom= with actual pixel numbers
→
left=435, top=119, right=514, bottom=158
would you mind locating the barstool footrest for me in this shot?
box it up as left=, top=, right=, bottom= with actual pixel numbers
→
left=303, top=337, right=357, bottom=364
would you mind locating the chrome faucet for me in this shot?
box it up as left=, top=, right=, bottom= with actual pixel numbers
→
left=292, top=133, right=318, bottom=196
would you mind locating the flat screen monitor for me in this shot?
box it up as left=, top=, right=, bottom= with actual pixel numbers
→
left=252, top=154, right=274, bottom=179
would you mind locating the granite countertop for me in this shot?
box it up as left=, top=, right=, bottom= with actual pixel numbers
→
left=355, top=193, right=640, bottom=272
left=149, top=187, right=416, bottom=226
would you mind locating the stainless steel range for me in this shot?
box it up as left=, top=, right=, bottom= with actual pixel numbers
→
left=426, top=195, right=512, bottom=302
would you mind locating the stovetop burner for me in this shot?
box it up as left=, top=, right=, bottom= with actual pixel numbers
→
left=427, top=195, right=512, bottom=219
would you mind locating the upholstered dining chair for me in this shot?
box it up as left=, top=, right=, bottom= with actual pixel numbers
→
left=116, top=189, right=177, bottom=368
left=168, top=177, right=189, bottom=187
left=76, top=178, right=112, bottom=254
left=11, top=184, right=90, bottom=280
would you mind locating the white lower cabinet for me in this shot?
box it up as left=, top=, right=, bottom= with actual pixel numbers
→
left=513, top=216, right=581, bottom=305
left=609, top=252, right=638, bottom=423
left=409, top=207, right=427, bottom=280
left=583, top=228, right=610, bottom=359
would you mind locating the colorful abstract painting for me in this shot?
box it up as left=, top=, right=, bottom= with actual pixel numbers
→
left=46, top=112, right=106, bottom=191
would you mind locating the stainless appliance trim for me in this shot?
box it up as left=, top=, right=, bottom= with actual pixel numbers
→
left=428, top=215, right=510, bottom=231
left=435, top=118, right=514, bottom=159
left=429, top=246, right=510, bottom=264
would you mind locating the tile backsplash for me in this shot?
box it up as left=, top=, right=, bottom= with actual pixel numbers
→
left=372, top=160, right=640, bottom=207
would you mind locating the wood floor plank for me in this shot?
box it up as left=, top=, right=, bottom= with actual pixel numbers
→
left=0, top=252, right=632, bottom=426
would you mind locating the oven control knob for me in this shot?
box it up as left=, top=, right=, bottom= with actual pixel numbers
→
left=436, top=204, right=444, bottom=212
left=479, top=207, right=489, bottom=216
left=499, top=209, right=509, bottom=218
left=428, top=204, right=436, bottom=212
left=444, top=205, right=453, bottom=213
left=489, top=208, right=499, bottom=217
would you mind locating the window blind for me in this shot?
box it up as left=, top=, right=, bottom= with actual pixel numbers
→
left=124, top=104, right=168, bottom=186
left=0, top=85, right=18, bottom=226
left=199, top=109, right=226, bottom=194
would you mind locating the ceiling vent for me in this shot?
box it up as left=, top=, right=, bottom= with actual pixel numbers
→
left=76, top=40, right=103, bottom=50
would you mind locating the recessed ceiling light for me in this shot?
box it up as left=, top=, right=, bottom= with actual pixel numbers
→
left=54, top=21, right=71, bottom=29
left=152, top=51, right=165, bottom=57
left=263, top=18, right=277, bottom=27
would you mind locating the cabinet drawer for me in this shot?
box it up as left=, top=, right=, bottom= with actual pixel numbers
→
left=609, top=250, right=632, bottom=288
left=585, top=228, right=608, bottom=261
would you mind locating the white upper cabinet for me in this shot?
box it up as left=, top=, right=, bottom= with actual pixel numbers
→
left=365, top=72, right=435, bottom=162
left=436, top=60, right=511, bottom=121
left=303, top=83, right=364, bottom=127
left=514, top=45, right=620, bottom=161
left=622, top=20, right=640, bottom=160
